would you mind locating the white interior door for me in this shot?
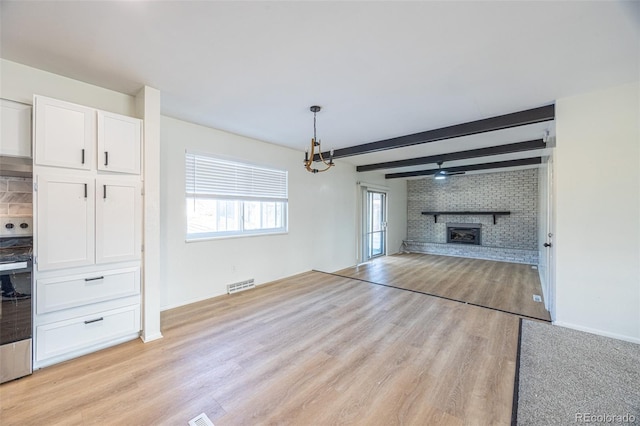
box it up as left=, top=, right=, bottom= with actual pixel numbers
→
left=545, top=155, right=556, bottom=319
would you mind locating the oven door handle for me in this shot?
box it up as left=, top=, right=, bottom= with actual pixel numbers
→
left=0, top=261, right=28, bottom=272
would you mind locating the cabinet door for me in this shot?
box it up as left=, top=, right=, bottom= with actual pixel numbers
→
left=0, top=99, right=32, bottom=158
left=95, top=177, right=141, bottom=264
left=97, top=111, right=141, bottom=174
left=36, top=175, right=95, bottom=270
left=34, top=96, right=95, bottom=170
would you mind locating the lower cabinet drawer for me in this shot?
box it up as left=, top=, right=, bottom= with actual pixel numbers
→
left=36, top=304, right=140, bottom=362
left=37, top=267, right=140, bottom=314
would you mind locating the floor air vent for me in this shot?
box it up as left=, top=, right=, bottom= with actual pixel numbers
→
left=227, top=279, right=255, bottom=294
left=188, top=413, right=214, bottom=426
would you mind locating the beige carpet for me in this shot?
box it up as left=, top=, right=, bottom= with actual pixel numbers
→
left=514, top=320, right=640, bottom=425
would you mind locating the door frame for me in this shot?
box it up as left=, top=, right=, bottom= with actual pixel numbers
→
left=357, top=182, right=389, bottom=265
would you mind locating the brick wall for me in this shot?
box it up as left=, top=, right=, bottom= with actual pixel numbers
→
left=406, top=168, right=538, bottom=264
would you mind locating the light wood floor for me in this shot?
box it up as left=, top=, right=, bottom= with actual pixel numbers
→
left=334, top=253, right=551, bottom=321
left=1, top=271, right=519, bottom=425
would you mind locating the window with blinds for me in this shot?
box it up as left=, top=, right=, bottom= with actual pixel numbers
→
left=186, top=151, right=288, bottom=240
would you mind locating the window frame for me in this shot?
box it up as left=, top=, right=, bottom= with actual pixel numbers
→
left=185, top=151, right=288, bottom=241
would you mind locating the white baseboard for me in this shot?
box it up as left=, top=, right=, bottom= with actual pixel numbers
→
left=553, top=321, right=640, bottom=344
left=160, top=290, right=226, bottom=312
left=140, top=332, right=163, bottom=343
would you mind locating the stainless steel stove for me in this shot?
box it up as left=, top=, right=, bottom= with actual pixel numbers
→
left=0, top=215, right=33, bottom=383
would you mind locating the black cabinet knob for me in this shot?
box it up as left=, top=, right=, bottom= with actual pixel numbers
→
left=5, top=223, right=14, bottom=229
left=20, top=223, right=29, bottom=229
left=543, top=242, right=552, bottom=247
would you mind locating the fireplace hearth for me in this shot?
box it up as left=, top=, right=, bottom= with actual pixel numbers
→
left=447, top=223, right=481, bottom=245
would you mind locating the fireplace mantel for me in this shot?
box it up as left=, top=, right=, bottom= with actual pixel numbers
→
left=421, top=211, right=511, bottom=224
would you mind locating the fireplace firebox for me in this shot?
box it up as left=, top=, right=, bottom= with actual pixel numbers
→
left=447, top=223, right=481, bottom=245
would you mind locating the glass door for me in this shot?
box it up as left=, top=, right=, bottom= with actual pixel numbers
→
left=365, top=190, right=387, bottom=260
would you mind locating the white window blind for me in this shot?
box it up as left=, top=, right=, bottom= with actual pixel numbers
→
left=186, top=152, right=288, bottom=201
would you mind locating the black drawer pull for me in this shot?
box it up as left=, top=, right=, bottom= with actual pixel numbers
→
left=84, top=317, right=104, bottom=324
left=84, top=276, right=104, bottom=282
left=81, top=148, right=85, bottom=164
left=103, top=184, right=107, bottom=199
left=84, top=183, right=87, bottom=198
left=105, top=151, right=109, bottom=166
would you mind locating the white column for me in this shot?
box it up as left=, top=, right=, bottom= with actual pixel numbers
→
left=136, top=86, right=163, bottom=342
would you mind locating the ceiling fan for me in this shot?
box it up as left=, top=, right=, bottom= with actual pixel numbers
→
left=434, top=161, right=465, bottom=180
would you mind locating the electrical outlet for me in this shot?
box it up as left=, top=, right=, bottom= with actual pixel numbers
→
left=533, top=294, right=542, bottom=302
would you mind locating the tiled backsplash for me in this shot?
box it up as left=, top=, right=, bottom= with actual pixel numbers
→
left=0, top=176, right=33, bottom=216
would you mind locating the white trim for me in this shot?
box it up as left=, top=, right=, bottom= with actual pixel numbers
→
left=186, top=230, right=288, bottom=243
left=553, top=321, right=640, bottom=344
left=357, top=181, right=390, bottom=191
left=140, top=332, right=163, bottom=343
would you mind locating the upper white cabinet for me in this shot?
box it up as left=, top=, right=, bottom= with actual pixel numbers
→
left=34, top=95, right=141, bottom=175
left=97, top=111, right=141, bottom=174
left=0, top=99, right=32, bottom=158
left=34, top=96, right=95, bottom=170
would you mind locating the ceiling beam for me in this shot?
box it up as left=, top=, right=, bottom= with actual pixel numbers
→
left=356, top=139, right=546, bottom=172
left=384, top=157, right=542, bottom=179
left=315, top=104, right=554, bottom=161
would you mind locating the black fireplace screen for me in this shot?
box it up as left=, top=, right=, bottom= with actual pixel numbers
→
left=447, top=226, right=481, bottom=245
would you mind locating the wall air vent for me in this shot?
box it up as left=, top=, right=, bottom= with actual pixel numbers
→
left=227, top=279, right=255, bottom=294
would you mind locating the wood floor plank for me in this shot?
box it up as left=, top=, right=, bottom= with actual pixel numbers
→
left=1, top=271, right=519, bottom=425
left=334, top=253, right=551, bottom=321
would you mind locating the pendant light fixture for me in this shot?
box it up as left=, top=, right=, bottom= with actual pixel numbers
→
left=303, top=105, right=334, bottom=174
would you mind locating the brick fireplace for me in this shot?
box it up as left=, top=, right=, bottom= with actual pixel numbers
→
left=405, top=169, right=538, bottom=264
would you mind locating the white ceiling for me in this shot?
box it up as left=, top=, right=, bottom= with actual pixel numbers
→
left=1, top=1, right=638, bottom=175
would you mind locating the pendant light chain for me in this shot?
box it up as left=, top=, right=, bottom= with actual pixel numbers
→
left=304, top=105, right=334, bottom=174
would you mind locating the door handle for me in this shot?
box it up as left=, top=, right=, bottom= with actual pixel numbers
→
left=544, top=243, right=552, bottom=247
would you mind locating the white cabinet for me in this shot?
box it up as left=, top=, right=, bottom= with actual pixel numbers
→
left=36, top=304, right=140, bottom=363
left=0, top=99, right=32, bottom=158
left=97, top=111, right=141, bottom=174
left=32, top=94, right=144, bottom=368
left=36, top=267, right=140, bottom=314
left=34, top=95, right=142, bottom=175
left=36, top=175, right=141, bottom=271
left=36, top=174, right=95, bottom=271
left=34, top=96, right=95, bottom=170
left=96, top=177, right=142, bottom=264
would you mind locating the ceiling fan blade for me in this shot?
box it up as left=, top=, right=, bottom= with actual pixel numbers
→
left=446, top=171, right=466, bottom=176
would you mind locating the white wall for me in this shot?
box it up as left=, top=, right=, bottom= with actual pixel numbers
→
left=160, top=117, right=401, bottom=310
left=555, top=82, right=640, bottom=343
left=0, top=59, right=135, bottom=115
